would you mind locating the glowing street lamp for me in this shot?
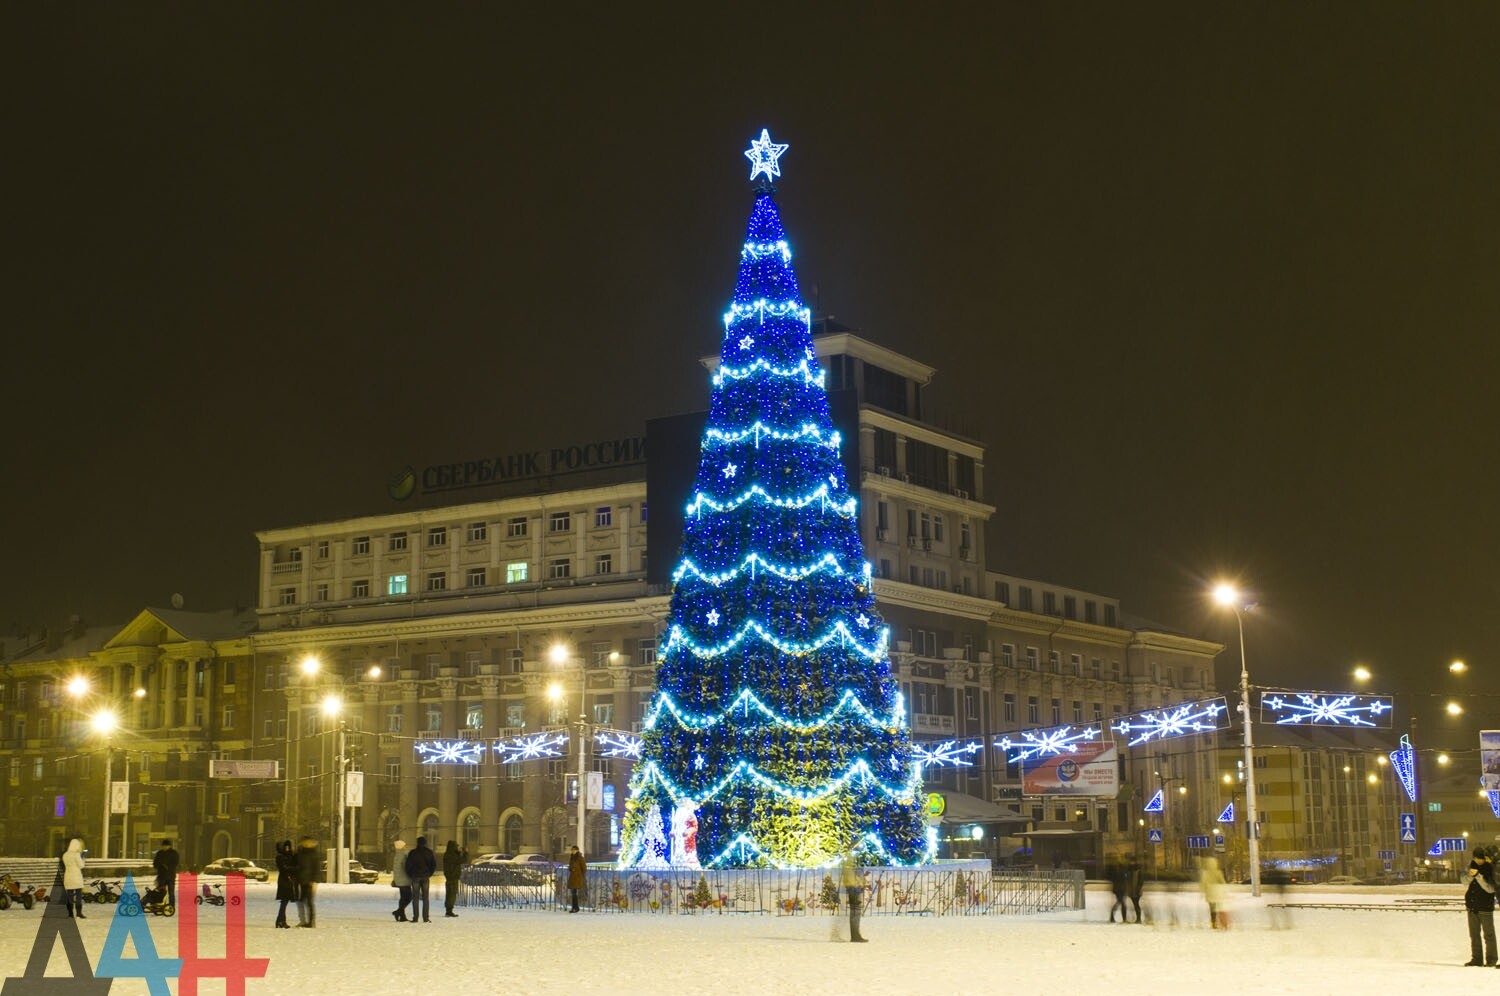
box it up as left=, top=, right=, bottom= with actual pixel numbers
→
left=90, top=709, right=122, bottom=861
left=548, top=642, right=588, bottom=853
left=1445, top=701, right=1464, bottom=717
left=1352, top=665, right=1372, bottom=683
left=1211, top=581, right=1262, bottom=897
left=1450, top=660, right=1467, bottom=674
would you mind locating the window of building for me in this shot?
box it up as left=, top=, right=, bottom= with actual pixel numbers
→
left=263, top=719, right=274, bottom=740
left=879, top=559, right=891, bottom=578
left=427, top=527, right=447, bottom=547
left=1024, top=647, right=1038, bottom=670
left=222, top=705, right=235, bottom=729
left=424, top=765, right=440, bottom=784
left=933, top=516, right=945, bottom=542
left=959, top=522, right=971, bottom=556
left=288, top=547, right=303, bottom=563
left=315, top=582, right=329, bottom=602
left=464, top=650, right=483, bottom=676
left=877, top=501, right=889, bottom=532
left=385, top=757, right=400, bottom=783
left=467, top=522, right=487, bottom=543
left=595, top=507, right=612, bottom=528
left=995, top=581, right=1010, bottom=604
left=935, top=569, right=948, bottom=590
left=506, top=562, right=528, bottom=584
left=385, top=706, right=402, bottom=733
left=1071, top=700, right=1082, bottom=723
left=1048, top=651, right=1061, bottom=673
left=1000, top=644, right=1015, bottom=668
left=352, top=536, right=370, bottom=556
left=1069, top=654, right=1082, bottom=676
left=595, top=553, right=613, bottom=575
left=549, top=559, right=571, bottom=580
left=1091, top=658, right=1102, bottom=679
left=389, top=532, right=408, bottom=552
left=640, top=502, right=648, bottom=523
left=639, top=638, right=657, bottom=665
left=465, top=702, right=483, bottom=730
left=423, top=653, right=441, bottom=678
left=1027, top=696, right=1039, bottom=724
left=1063, top=595, right=1077, bottom=619
left=1092, top=702, right=1103, bottom=721
left=1084, top=601, right=1097, bottom=624
left=1043, top=591, right=1058, bottom=615
left=277, top=718, right=286, bottom=739
left=507, top=517, right=528, bottom=538
left=348, top=579, right=368, bottom=599
left=549, top=511, right=571, bottom=533
left=387, top=574, right=408, bottom=596
left=316, top=541, right=329, bottom=559
left=1051, top=698, right=1062, bottom=724
left=279, top=587, right=297, bottom=605
left=1003, top=693, right=1016, bottom=722
left=1104, top=605, right=1117, bottom=627
left=909, top=566, right=920, bottom=585
left=425, top=705, right=442, bottom=731
left=507, top=649, right=524, bottom=675
left=922, top=567, right=935, bottom=588
left=965, top=689, right=978, bottom=721
left=1018, top=587, right=1033, bottom=612
left=593, top=703, right=614, bottom=726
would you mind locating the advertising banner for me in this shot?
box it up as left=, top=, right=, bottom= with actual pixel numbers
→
left=1481, top=730, right=1500, bottom=792
left=1021, top=740, right=1118, bottom=797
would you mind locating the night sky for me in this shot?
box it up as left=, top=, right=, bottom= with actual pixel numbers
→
left=5, top=5, right=1497, bottom=745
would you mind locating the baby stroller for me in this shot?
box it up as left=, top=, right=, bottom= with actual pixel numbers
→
left=141, top=884, right=175, bottom=917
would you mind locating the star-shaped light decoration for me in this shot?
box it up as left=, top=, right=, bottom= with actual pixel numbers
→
left=744, top=128, right=789, bottom=182
left=828, top=472, right=838, bottom=490
left=739, top=335, right=755, bottom=351
left=694, top=753, right=706, bottom=771
left=706, top=609, right=720, bottom=626
left=856, top=613, right=870, bottom=629
left=722, top=462, right=737, bottom=479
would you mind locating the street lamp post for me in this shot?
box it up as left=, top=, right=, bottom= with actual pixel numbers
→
left=90, top=709, right=120, bottom=861
left=547, top=643, right=588, bottom=854
left=1213, top=583, right=1261, bottom=897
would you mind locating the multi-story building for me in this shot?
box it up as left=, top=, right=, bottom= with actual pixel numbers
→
left=1, top=326, right=1229, bottom=872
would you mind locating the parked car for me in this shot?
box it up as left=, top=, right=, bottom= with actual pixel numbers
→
left=202, top=858, right=269, bottom=882
left=506, top=853, right=554, bottom=866
left=346, top=860, right=380, bottom=884
left=1326, top=875, right=1365, bottom=886
left=471, top=853, right=513, bottom=867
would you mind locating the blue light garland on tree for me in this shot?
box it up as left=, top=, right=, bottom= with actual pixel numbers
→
left=619, top=130, right=929, bottom=869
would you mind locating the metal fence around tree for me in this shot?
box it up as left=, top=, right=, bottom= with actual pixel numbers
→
left=461, top=862, right=1085, bottom=917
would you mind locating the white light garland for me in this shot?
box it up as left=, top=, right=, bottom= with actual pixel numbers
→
left=662, top=618, right=888, bottom=661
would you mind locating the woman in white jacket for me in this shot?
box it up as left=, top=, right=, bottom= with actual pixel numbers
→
left=62, top=838, right=87, bottom=918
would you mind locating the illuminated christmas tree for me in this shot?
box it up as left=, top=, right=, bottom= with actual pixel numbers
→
left=619, top=130, right=930, bottom=869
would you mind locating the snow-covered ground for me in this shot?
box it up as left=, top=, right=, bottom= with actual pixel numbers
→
left=0, top=880, right=1484, bottom=995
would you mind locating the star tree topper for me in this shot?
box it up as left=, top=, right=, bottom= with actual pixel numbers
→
left=744, top=128, right=789, bottom=182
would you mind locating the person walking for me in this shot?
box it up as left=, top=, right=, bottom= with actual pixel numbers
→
left=295, top=836, right=321, bottom=928
left=1198, top=856, right=1228, bottom=930
left=153, top=839, right=180, bottom=910
left=62, top=838, right=87, bottom=918
left=273, top=840, right=298, bottom=928
left=1107, top=860, right=1129, bottom=923
left=1126, top=858, right=1146, bottom=924
left=840, top=850, right=867, bottom=943
left=1464, top=845, right=1497, bottom=966
left=391, top=840, right=413, bottom=922
left=442, top=840, right=466, bottom=918
left=566, top=845, right=586, bottom=913
left=405, top=836, right=437, bottom=923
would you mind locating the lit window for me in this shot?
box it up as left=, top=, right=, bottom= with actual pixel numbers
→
left=595, top=507, right=612, bottom=528
left=506, top=562, right=528, bottom=584
left=387, top=574, right=408, bottom=596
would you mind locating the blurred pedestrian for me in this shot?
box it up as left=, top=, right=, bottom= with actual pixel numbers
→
left=1126, top=858, right=1145, bottom=924
left=406, top=836, right=437, bottom=923
left=443, top=841, right=466, bottom=917
left=1107, top=860, right=1129, bottom=923
left=840, top=850, right=867, bottom=943
left=1198, top=856, right=1228, bottom=929
left=296, top=836, right=321, bottom=927
left=1464, top=845, right=1496, bottom=966
left=62, top=838, right=86, bottom=918
left=391, top=840, right=413, bottom=922
left=273, top=840, right=298, bottom=928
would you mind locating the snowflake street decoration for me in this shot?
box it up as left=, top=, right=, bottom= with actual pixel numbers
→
left=594, top=729, right=643, bottom=759
left=1216, top=802, right=1236, bottom=823
left=1109, top=697, right=1230, bottom=747
left=1143, top=789, right=1164, bottom=813
left=414, top=740, right=485, bottom=765
left=743, top=127, right=788, bottom=182
left=1389, top=734, right=1418, bottom=803
left=492, top=730, right=569, bottom=765
left=910, top=740, right=985, bottom=769
left=1488, top=790, right=1500, bottom=820
left=995, top=724, right=1103, bottom=764
left=1260, top=691, right=1393, bottom=729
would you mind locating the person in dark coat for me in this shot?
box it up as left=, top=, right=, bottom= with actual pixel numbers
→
left=442, top=841, right=467, bottom=917
left=1126, top=858, right=1146, bottom=924
left=405, top=836, right=437, bottom=923
left=566, top=845, right=586, bottom=913
left=1464, top=845, right=1497, bottom=966
left=153, top=839, right=180, bottom=909
left=1107, top=860, right=1128, bottom=923
left=295, top=836, right=322, bottom=928
left=273, top=840, right=298, bottom=928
